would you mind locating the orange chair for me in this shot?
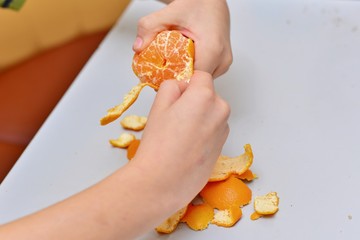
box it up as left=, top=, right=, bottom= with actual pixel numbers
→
left=0, top=0, right=130, bottom=182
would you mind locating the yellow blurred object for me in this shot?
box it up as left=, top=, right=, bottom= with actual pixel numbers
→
left=0, top=0, right=131, bottom=70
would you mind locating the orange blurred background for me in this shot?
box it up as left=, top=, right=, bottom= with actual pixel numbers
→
left=0, top=0, right=131, bottom=182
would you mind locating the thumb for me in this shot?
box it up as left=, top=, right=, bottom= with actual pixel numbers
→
left=132, top=11, right=179, bottom=52
left=150, top=80, right=188, bottom=112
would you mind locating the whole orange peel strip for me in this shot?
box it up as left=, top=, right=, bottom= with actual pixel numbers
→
left=100, top=82, right=157, bottom=125
left=180, top=203, right=214, bottom=231
left=209, top=144, right=253, bottom=182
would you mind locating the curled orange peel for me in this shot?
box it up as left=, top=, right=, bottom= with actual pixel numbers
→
left=100, top=82, right=157, bottom=126
left=209, top=144, right=253, bottom=182
left=200, top=175, right=252, bottom=210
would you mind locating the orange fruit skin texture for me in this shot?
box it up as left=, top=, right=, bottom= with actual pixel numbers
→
left=181, top=203, right=214, bottom=231
left=212, top=206, right=243, bottom=228
left=237, top=169, right=256, bottom=181
left=132, top=30, right=195, bottom=87
left=127, top=139, right=140, bottom=160
left=200, top=175, right=252, bottom=210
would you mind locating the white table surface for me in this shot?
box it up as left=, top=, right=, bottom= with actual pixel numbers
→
left=1, top=0, right=360, bottom=239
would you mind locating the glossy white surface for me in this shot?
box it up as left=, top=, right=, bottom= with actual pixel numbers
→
left=1, top=0, right=359, bottom=239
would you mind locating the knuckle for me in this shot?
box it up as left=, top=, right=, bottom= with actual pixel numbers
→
left=199, top=87, right=215, bottom=101
left=210, top=41, right=224, bottom=57
left=225, top=50, right=233, bottom=68
left=137, top=16, right=154, bottom=31
left=218, top=98, right=231, bottom=118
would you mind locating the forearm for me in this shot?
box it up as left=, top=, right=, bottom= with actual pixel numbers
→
left=0, top=162, right=176, bottom=240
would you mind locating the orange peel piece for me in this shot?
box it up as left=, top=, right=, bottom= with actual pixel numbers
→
left=100, top=82, right=157, bottom=126
left=209, top=144, right=253, bottom=182
left=181, top=203, right=214, bottom=231
left=120, top=115, right=147, bottom=131
left=237, top=169, right=257, bottom=181
left=200, top=175, right=252, bottom=210
left=156, top=206, right=188, bottom=234
left=109, top=133, right=136, bottom=148
left=253, top=192, right=279, bottom=216
left=211, top=206, right=242, bottom=227
left=250, top=211, right=262, bottom=221
left=127, top=139, right=141, bottom=160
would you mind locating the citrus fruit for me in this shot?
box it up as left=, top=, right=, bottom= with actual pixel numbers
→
left=132, top=30, right=195, bottom=88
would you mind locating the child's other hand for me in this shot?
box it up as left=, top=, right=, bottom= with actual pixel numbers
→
left=133, top=0, right=232, bottom=79
left=131, top=71, right=230, bottom=210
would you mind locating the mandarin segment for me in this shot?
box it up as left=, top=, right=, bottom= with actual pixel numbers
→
left=200, top=175, right=252, bottom=210
left=209, top=144, right=253, bottom=182
left=181, top=203, right=214, bottom=231
left=132, top=30, right=194, bottom=87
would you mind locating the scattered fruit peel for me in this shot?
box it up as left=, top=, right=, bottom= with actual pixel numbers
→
left=127, top=139, right=141, bottom=160
left=156, top=206, right=188, bottom=234
left=209, top=144, right=253, bottom=182
left=250, top=211, right=262, bottom=221
left=120, top=115, right=147, bottom=131
left=237, top=169, right=257, bottom=181
left=253, top=192, right=279, bottom=217
left=181, top=203, right=214, bottom=231
left=100, top=82, right=157, bottom=126
left=200, top=175, right=252, bottom=210
left=109, top=133, right=136, bottom=148
left=212, top=206, right=242, bottom=227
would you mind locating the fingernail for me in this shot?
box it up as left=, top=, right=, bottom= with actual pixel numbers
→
left=133, top=37, right=143, bottom=50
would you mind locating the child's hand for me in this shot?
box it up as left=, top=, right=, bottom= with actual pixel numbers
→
left=133, top=0, right=233, bottom=79
left=131, top=71, right=230, bottom=210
